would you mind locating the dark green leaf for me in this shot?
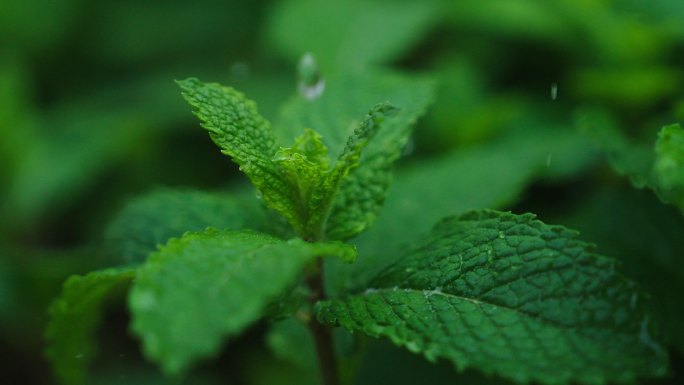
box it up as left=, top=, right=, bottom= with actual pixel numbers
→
left=342, top=125, right=596, bottom=289
left=317, top=210, right=668, bottom=384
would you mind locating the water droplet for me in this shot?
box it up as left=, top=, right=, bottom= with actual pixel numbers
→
left=405, top=267, right=416, bottom=273
left=550, top=82, right=558, bottom=100
left=255, top=190, right=263, bottom=200
left=402, top=138, right=415, bottom=157
left=639, top=316, right=664, bottom=354
left=546, top=153, right=552, bottom=168
left=405, top=341, right=420, bottom=352
left=630, top=293, right=638, bottom=310
left=297, top=53, right=325, bottom=100
left=75, top=354, right=84, bottom=359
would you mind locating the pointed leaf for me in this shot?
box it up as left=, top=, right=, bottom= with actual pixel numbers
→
left=177, top=78, right=298, bottom=226
left=317, top=210, right=668, bottom=384
left=273, top=129, right=330, bottom=235
left=46, top=267, right=136, bottom=385
left=129, top=229, right=356, bottom=374
left=306, top=102, right=398, bottom=239
left=277, top=71, right=434, bottom=240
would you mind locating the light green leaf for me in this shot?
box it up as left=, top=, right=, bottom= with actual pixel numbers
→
left=273, top=129, right=330, bottom=236
left=104, top=188, right=271, bottom=264
left=278, top=71, right=434, bottom=240
left=268, top=0, right=438, bottom=71
left=46, top=267, right=136, bottom=385
left=317, top=210, right=668, bottom=385
left=177, top=78, right=298, bottom=228
left=129, top=229, right=356, bottom=375
left=307, top=102, right=398, bottom=239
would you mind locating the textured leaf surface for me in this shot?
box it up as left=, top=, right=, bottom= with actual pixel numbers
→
left=317, top=210, right=668, bottom=384
left=338, top=125, right=597, bottom=289
left=105, top=188, right=269, bottom=264
left=46, top=267, right=136, bottom=385
left=177, top=78, right=298, bottom=226
left=268, top=0, right=438, bottom=71
left=129, top=229, right=356, bottom=374
left=555, top=186, right=684, bottom=353
left=278, top=71, right=434, bottom=240
left=306, top=102, right=398, bottom=239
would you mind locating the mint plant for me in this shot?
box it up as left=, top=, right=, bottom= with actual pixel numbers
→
left=46, top=64, right=669, bottom=385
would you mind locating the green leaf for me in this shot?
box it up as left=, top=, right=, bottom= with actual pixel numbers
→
left=268, top=0, right=438, bottom=71
left=339, top=125, right=596, bottom=290
left=277, top=71, right=434, bottom=240
left=307, top=102, right=398, bottom=239
left=273, top=129, right=330, bottom=236
left=129, top=229, right=356, bottom=375
left=654, top=124, right=684, bottom=202
left=46, top=267, right=136, bottom=385
left=177, top=78, right=298, bottom=228
left=104, top=188, right=271, bottom=264
left=582, top=111, right=684, bottom=212
left=317, top=210, right=668, bottom=384
left=548, top=185, right=684, bottom=354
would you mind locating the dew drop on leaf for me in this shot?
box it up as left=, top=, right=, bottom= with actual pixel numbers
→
left=297, top=52, right=325, bottom=100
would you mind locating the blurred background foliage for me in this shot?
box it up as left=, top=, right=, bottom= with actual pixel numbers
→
left=1, top=0, right=683, bottom=383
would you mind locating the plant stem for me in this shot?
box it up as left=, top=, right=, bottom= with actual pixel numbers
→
left=306, top=257, right=340, bottom=385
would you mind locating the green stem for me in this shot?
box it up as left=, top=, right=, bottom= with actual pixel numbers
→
left=306, top=257, right=340, bottom=385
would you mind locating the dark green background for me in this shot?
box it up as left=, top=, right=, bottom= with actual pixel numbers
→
left=1, top=0, right=683, bottom=383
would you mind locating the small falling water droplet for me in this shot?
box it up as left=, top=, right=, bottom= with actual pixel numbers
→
left=297, top=53, right=325, bottom=100
left=639, top=316, right=664, bottom=354
left=75, top=354, right=84, bottom=359
left=402, top=138, right=415, bottom=156
left=255, top=190, right=263, bottom=200
left=630, top=293, right=638, bottom=310
left=546, top=153, right=552, bottom=168
left=550, top=82, right=558, bottom=100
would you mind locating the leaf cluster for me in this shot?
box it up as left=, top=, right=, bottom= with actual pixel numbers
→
left=45, top=68, right=671, bottom=385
